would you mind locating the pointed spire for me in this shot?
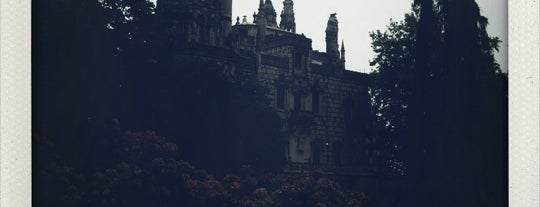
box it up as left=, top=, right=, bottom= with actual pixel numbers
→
left=264, top=0, right=274, bottom=8
left=255, top=0, right=277, bottom=27
left=263, top=0, right=278, bottom=27
left=255, top=9, right=266, bottom=26
left=253, top=11, right=258, bottom=23
left=256, top=0, right=268, bottom=45
left=255, top=0, right=266, bottom=26
left=280, top=0, right=296, bottom=32
left=341, top=40, right=346, bottom=62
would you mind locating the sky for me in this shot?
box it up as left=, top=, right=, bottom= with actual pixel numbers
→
left=232, top=0, right=507, bottom=73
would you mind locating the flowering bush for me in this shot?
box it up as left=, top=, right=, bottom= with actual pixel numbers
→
left=35, top=122, right=370, bottom=207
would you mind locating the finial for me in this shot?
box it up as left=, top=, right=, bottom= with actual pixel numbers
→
left=340, top=40, right=346, bottom=62
left=236, top=16, right=240, bottom=25
left=242, top=16, right=248, bottom=24
left=253, top=11, right=257, bottom=23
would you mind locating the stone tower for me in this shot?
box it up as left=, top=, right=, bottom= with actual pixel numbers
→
left=221, top=0, right=233, bottom=35
left=325, top=13, right=340, bottom=61
left=255, top=0, right=278, bottom=27
left=155, top=0, right=233, bottom=47
left=264, top=0, right=278, bottom=27
left=256, top=2, right=267, bottom=50
left=279, top=0, right=296, bottom=32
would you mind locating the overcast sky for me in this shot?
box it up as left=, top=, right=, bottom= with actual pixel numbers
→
left=232, top=0, right=507, bottom=73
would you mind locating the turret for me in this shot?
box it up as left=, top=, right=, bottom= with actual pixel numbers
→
left=256, top=8, right=267, bottom=50
left=221, top=0, right=233, bottom=35
left=253, top=12, right=258, bottom=23
left=255, top=1, right=267, bottom=26
left=279, top=0, right=296, bottom=32
left=264, top=0, right=278, bottom=27
left=325, top=13, right=339, bottom=61
left=255, top=0, right=278, bottom=27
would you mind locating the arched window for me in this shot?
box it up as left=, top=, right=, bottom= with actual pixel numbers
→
left=276, top=86, right=285, bottom=109
left=312, top=91, right=320, bottom=113
left=311, top=140, right=322, bottom=165
left=293, top=51, right=306, bottom=75
left=293, top=93, right=301, bottom=111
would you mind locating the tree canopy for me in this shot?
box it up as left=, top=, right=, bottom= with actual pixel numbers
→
left=369, top=7, right=418, bottom=175
left=369, top=1, right=507, bottom=206
left=34, top=0, right=285, bottom=179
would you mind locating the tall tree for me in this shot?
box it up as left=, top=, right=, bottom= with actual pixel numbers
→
left=370, top=1, right=507, bottom=206
left=410, top=0, right=506, bottom=206
left=369, top=7, right=418, bottom=175
left=33, top=0, right=125, bottom=167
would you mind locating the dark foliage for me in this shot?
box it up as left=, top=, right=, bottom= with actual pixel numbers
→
left=370, top=1, right=507, bottom=206
left=34, top=2, right=286, bottom=206
left=369, top=8, right=418, bottom=175
left=35, top=122, right=369, bottom=207
left=34, top=0, right=285, bottom=174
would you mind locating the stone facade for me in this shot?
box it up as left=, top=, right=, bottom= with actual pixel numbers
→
left=156, top=0, right=232, bottom=47
left=158, top=0, right=378, bottom=174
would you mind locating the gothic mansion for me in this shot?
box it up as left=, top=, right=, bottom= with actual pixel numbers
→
left=156, top=0, right=380, bottom=174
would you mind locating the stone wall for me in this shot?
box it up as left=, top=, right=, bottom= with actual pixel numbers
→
left=256, top=48, right=370, bottom=172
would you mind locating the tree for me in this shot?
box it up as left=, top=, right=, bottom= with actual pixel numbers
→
left=409, top=0, right=506, bottom=206
left=370, top=1, right=507, bottom=206
left=369, top=7, right=418, bottom=175
left=174, top=59, right=286, bottom=174
left=33, top=0, right=128, bottom=169
left=34, top=0, right=286, bottom=179
left=99, top=0, right=156, bottom=58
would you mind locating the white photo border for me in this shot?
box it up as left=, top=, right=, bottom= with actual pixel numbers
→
left=0, top=0, right=32, bottom=206
left=508, top=0, right=540, bottom=206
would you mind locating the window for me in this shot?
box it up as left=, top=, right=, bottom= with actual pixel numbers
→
left=276, top=87, right=285, bottom=109
left=294, top=93, right=301, bottom=111
left=312, top=140, right=321, bottom=165
left=294, top=52, right=302, bottom=68
left=293, top=52, right=306, bottom=75
left=312, top=91, right=319, bottom=113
